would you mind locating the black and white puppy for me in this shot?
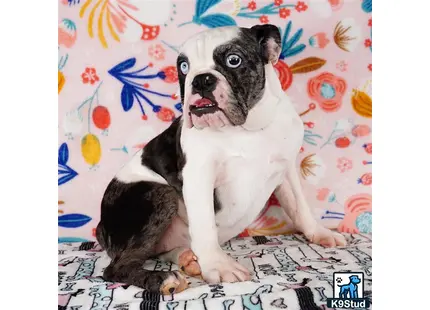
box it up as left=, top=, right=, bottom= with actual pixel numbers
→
left=96, top=25, right=347, bottom=295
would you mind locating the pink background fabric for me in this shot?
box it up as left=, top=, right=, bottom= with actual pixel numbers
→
left=58, top=0, right=372, bottom=242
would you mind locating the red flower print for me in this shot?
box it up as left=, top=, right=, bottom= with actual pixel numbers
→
left=279, top=8, right=291, bottom=19
left=364, top=39, right=372, bottom=48
left=81, top=67, right=100, bottom=85
left=335, top=137, right=351, bottom=148
left=307, top=72, right=347, bottom=112
left=161, top=66, right=178, bottom=83
left=259, top=15, right=269, bottom=24
left=273, top=61, right=293, bottom=90
left=368, top=64, right=372, bottom=71
left=295, top=1, right=308, bottom=12
left=363, top=143, right=372, bottom=154
left=148, top=44, right=166, bottom=61
left=368, top=18, right=372, bottom=27
left=358, top=173, right=372, bottom=186
left=337, top=157, right=353, bottom=172
left=274, top=0, right=283, bottom=6
left=157, top=107, right=175, bottom=122
left=248, top=1, right=257, bottom=11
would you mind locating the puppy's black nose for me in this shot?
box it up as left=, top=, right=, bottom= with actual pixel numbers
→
left=192, top=73, right=217, bottom=93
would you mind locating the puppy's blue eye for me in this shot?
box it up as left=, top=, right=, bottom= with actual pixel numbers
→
left=226, top=54, right=242, bottom=68
left=180, top=61, right=189, bottom=75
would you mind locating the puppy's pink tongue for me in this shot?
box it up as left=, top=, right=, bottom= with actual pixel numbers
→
left=194, top=98, right=212, bottom=107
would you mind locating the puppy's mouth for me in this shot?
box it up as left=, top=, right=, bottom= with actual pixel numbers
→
left=189, top=98, right=219, bottom=117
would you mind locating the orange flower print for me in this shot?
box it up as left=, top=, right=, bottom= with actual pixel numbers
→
left=364, top=39, right=372, bottom=48
left=368, top=18, right=372, bottom=27
left=337, top=157, right=353, bottom=173
left=338, top=194, right=372, bottom=234
left=148, top=44, right=166, bottom=61
left=161, top=66, right=178, bottom=83
left=295, top=1, right=308, bottom=12
left=368, top=64, right=372, bottom=71
left=260, top=15, right=269, bottom=24
left=81, top=67, right=100, bottom=85
left=274, top=0, right=283, bottom=6
left=279, top=8, right=291, bottom=19
left=156, top=107, right=175, bottom=122
left=307, top=72, right=347, bottom=112
left=248, top=1, right=257, bottom=10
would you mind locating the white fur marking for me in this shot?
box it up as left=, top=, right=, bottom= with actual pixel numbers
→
left=115, top=150, right=167, bottom=185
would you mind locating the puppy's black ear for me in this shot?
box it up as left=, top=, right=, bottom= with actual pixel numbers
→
left=250, top=24, right=281, bottom=65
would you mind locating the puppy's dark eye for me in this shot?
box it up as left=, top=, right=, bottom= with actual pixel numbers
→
left=179, top=61, right=189, bottom=75
left=226, top=54, right=242, bottom=68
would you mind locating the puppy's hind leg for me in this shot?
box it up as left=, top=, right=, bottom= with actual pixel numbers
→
left=98, top=180, right=188, bottom=294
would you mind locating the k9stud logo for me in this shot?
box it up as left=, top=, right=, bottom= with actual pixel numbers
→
left=326, top=272, right=370, bottom=309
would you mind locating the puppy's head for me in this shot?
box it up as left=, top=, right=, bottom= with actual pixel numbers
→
left=177, top=25, right=281, bottom=129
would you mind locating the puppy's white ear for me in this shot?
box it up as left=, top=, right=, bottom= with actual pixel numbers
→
left=250, top=24, right=281, bottom=65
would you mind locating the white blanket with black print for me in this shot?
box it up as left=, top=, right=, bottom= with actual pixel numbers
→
left=58, top=233, right=372, bottom=310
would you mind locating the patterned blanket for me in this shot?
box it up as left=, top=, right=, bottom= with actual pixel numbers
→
left=58, top=233, right=372, bottom=310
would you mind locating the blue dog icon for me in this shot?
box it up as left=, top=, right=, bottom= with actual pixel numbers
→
left=338, top=275, right=361, bottom=298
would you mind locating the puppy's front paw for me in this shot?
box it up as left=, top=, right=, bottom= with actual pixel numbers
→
left=198, top=250, right=250, bottom=284
left=305, top=226, right=347, bottom=248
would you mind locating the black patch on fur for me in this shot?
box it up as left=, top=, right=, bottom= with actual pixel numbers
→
left=249, top=24, right=281, bottom=64
left=141, top=117, right=185, bottom=193
left=177, top=54, right=189, bottom=105
left=210, top=28, right=270, bottom=125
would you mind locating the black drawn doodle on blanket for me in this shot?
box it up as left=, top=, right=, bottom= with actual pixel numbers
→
left=89, top=283, right=113, bottom=310
left=346, top=247, right=372, bottom=276
left=166, top=301, right=179, bottom=310
left=59, top=249, right=66, bottom=255
left=223, top=299, right=235, bottom=310
left=325, top=251, right=338, bottom=255
left=301, top=257, right=347, bottom=266
left=242, top=284, right=272, bottom=310
left=67, top=257, right=100, bottom=281
left=59, top=271, right=66, bottom=286
left=209, top=283, right=225, bottom=298
left=283, top=273, right=298, bottom=282
left=59, top=256, right=78, bottom=266
left=237, top=244, right=251, bottom=250
left=70, top=306, right=82, bottom=310
left=277, top=278, right=311, bottom=290
left=135, top=290, right=160, bottom=310
left=314, top=287, right=328, bottom=302
left=257, top=263, right=279, bottom=278
left=113, top=303, right=130, bottom=310
left=58, top=289, right=84, bottom=310
left=79, top=241, right=103, bottom=252
left=197, top=293, right=209, bottom=310
left=273, top=248, right=300, bottom=273
left=252, top=236, right=270, bottom=245
left=60, top=281, right=77, bottom=292
left=223, top=240, right=234, bottom=252
left=270, top=298, right=288, bottom=309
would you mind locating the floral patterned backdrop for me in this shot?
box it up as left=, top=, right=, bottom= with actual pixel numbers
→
left=58, top=0, right=372, bottom=242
